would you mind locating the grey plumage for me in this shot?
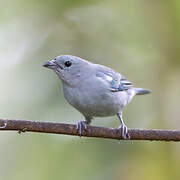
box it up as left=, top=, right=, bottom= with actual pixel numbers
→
left=135, top=88, right=151, bottom=95
left=43, top=55, right=151, bottom=139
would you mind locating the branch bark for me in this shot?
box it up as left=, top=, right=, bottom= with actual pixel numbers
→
left=0, top=119, right=179, bottom=141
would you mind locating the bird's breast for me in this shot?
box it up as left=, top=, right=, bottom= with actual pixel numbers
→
left=62, top=83, right=126, bottom=117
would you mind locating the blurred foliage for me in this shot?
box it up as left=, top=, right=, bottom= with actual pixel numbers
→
left=0, top=0, right=180, bottom=179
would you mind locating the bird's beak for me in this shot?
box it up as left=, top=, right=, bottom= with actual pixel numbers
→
left=43, top=60, right=56, bottom=69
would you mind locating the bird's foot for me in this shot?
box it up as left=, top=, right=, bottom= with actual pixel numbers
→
left=118, top=123, right=130, bottom=139
left=76, top=121, right=87, bottom=136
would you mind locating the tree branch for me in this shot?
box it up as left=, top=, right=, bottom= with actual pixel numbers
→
left=0, top=119, right=179, bottom=141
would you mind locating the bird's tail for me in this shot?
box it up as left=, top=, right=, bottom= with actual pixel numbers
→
left=135, top=88, right=151, bottom=95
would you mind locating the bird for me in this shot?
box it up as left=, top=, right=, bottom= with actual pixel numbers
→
left=43, top=55, right=151, bottom=139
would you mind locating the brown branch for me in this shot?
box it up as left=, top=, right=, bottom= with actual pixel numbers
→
left=0, top=119, right=179, bottom=141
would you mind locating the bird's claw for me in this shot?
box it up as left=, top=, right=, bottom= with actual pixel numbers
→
left=76, top=121, right=87, bottom=136
left=118, top=123, right=130, bottom=139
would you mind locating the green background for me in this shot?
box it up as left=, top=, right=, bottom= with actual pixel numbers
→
left=0, top=0, right=180, bottom=179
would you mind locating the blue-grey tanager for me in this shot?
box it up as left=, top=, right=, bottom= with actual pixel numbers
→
left=43, top=55, right=150, bottom=139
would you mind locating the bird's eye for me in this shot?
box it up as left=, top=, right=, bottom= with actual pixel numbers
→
left=64, top=61, right=72, bottom=67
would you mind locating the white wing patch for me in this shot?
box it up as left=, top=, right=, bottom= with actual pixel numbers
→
left=105, top=75, right=113, bottom=82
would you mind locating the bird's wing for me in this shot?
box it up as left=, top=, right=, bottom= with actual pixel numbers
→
left=113, top=75, right=133, bottom=91
left=95, top=64, right=133, bottom=92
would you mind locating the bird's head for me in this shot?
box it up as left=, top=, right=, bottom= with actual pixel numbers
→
left=43, top=55, right=91, bottom=86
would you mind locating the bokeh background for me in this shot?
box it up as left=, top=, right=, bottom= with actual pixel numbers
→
left=0, top=0, right=180, bottom=179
